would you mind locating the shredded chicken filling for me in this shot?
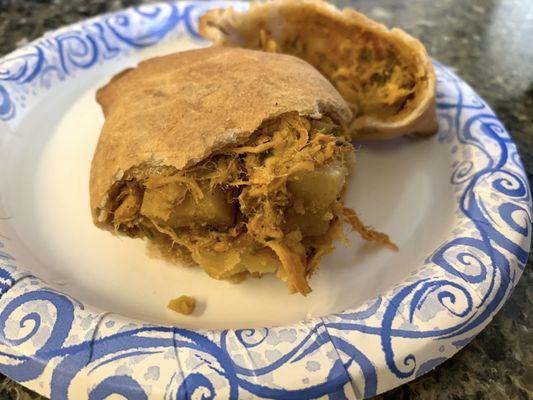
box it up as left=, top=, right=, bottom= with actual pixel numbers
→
left=103, top=113, right=395, bottom=295
left=212, top=7, right=421, bottom=121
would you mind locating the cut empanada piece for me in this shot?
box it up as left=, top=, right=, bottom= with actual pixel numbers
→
left=200, top=0, right=438, bottom=140
left=90, top=47, right=394, bottom=295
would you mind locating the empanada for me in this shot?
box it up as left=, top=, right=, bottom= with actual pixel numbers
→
left=200, top=0, right=437, bottom=139
left=90, top=47, right=394, bottom=295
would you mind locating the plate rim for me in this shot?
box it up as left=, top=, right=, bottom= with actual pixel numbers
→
left=0, top=1, right=530, bottom=398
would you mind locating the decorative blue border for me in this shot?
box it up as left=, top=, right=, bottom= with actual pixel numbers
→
left=0, top=2, right=530, bottom=399
left=0, top=1, right=242, bottom=125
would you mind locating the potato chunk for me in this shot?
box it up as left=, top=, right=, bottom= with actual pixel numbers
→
left=288, top=161, right=346, bottom=212
left=193, top=246, right=280, bottom=280
left=287, top=161, right=346, bottom=236
left=169, top=188, right=235, bottom=228
left=141, top=182, right=235, bottom=228
left=286, top=211, right=332, bottom=237
left=141, top=182, right=187, bottom=222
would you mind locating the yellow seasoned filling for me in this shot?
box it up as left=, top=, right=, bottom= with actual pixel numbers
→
left=106, top=113, right=394, bottom=295
left=222, top=8, right=420, bottom=121
left=141, top=180, right=236, bottom=229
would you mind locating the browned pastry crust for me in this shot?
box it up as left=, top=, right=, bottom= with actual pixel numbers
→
left=91, top=46, right=351, bottom=220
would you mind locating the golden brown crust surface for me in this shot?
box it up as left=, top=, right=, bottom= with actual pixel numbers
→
left=90, top=47, right=352, bottom=224
left=199, top=0, right=438, bottom=139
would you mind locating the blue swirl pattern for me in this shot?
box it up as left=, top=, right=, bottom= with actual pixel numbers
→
left=0, top=2, right=530, bottom=399
left=0, top=1, right=240, bottom=123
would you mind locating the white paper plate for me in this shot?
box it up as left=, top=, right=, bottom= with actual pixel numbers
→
left=0, top=1, right=530, bottom=398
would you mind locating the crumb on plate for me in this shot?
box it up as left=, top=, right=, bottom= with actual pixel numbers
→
left=167, top=295, right=196, bottom=315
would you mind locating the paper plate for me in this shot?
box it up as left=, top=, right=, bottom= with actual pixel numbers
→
left=0, top=1, right=530, bottom=398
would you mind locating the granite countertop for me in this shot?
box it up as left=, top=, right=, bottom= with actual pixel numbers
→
left=0, top=0, right=531, bottom=399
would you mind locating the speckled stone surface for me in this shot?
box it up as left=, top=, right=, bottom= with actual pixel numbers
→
left=0, top=1, right=531, bottom=399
